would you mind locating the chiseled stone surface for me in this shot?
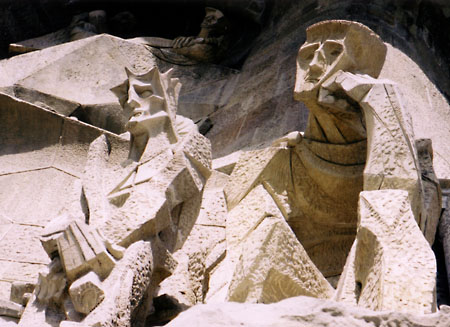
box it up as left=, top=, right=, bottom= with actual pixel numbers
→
left=337, top=190, right=436, bottom=314
left=228, top=215, right=334, bottom=303
left=0, top=9, right=449, bottom=327
left=167, top=296, right=450, bottom=327
left=415, top=138, right=442, bottom=245
left=222, top=184, right=333, bottom=303
left=68, top=272, right=105, bottom=315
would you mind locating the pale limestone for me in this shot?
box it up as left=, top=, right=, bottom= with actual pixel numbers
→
left=154, top=171, right=227, bottom=320
left=0, top=299, right=24, bottom=319
left=1, top=15, right=448, bottom=327
left=223, top=184, right=333, bottom=303
left=68, top=272, right=105, bottom=315
left=209, top=20, right=442, bottom=318
left=416, top=138, right=442, bottom=245
left=211, top=150, right=242, bottom=175
left=22, top=66, right=213, bottom=326
left=167, top=296, right=450, bottom=327
left=336, top=190, right=436, bottom=313
left=380, top=44, right=450, bottom=180
left=228, top=215, right=334, bottom=303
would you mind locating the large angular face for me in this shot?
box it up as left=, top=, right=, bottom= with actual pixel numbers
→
left=294, top=37, right=348, bottom=98
left=123, top=75, right=168, bottom=136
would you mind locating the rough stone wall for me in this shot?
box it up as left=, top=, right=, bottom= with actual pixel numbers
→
left=206, top=0, right=450, bottom=158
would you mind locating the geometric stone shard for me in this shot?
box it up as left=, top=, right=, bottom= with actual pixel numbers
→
left=226, top=184, right=282, bottom=252
left=338, top=190, right=436, bottom=313
left=227, top=215, right=334, bottom=303
left=154, top=171, right=227, bottom=316
left=211, top=150, right=242, bottom=175
left=361, top=82, right=423, bottom=222
left=177, top=129, right=212, bottom=178
left=438, top=190, right=450, bottom=297
left=56, top=220, right=115, bottom=282
left=166, top=295, right=450, bottom=327
left=224, top=147, right=284, bottom=211
left=68, top=271, right=105, bottom=315
left=35, top=270, right=67, bottom=308
left=10, top=282, right=35, bottom=306
left=195, top=170, right=229, bottom=227
left=416, top=138, right=442, bottom=245
left=0, top=299, right=24, bottom=318
left=78, top=240, right=175, bottom=327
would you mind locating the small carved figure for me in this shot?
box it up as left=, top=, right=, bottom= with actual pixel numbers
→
left=70, top=10, right=108, bottom=41
left=172, top=7, right=230, bottom=63
left=148, top=7, right=231, bottom=65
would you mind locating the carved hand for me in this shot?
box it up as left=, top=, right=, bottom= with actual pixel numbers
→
left=272, top=131, right=303, bottom=147
left=172, top=36, right=198, bottom=48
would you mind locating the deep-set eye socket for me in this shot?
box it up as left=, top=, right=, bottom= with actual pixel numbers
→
left=133, top=85, right=154, bottom=98
left=323, top=41, right=343, bottom=62
left=298, top=43, right=319, bottom=63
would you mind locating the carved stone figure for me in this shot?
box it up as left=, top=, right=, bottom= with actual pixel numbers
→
left=69, top=11, right=108, bottom=42
left=20, top=66, right=213, bottom=326
left=172, top=7, right=230, bottom=62
left=2, top=11, right=448, bottom=326
left=148, top=7, right=231, bottom=65
left=218, top=20, right=439, bottom=313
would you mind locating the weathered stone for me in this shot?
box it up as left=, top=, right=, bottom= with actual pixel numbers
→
left=10, top=282, right=35, bottom=306
left=228, top=215, right=334, bottom=303
left=155, top=170, right=228, bottom=316
left=336, top=190, right=436, bottom=313
left=79, top=240, right=176, bottom=327
left=0, top=299, right=24, bottom=318
left=40, top=218, right=116, bottom=282
left=69, top=272, right=105, bottom=315
left=1, top=6, right=449, bottom=327
left=224, top=184, right=333, bottom=303
left=167, top=296, right=450, bottom=327
left=416, top=138, right=442, bottom=245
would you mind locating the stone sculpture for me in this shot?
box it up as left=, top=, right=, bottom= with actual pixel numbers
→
left=1, top=14, right=447, bottom=327
left=18, top=66, right=213, bottom=326
left=148, top=7, right=231, bottom=65
left=217, top=20, right=440, bottom=313
left=172, top=7, right=230, bottom=62
left=69, top=10, right=108, bottom=42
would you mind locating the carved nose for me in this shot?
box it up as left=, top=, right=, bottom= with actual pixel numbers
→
left=308, top=50, right=324, bottom=74
left=126, top=97, right=140, bottom=109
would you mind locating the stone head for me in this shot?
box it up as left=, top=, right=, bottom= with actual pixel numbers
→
left=294, top=20, right=387, bottom=100
left=201, top=7, right=228, bottom=34
left=112, top=67, right=181, bottom=142
left=88, top=10, right=107, bottom=34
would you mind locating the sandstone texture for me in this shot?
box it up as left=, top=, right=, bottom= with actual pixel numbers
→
left=0, top=2, right=449, bottom=327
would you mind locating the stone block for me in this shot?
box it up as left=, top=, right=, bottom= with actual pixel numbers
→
left=337, top=190, right=436, bottom=313
left=224, top=147, right=285, bottom=210
left=416, top=138, right=442, bottom=245
left=56, top=220, right=115, bottom=282
left=69, top=271, right=105, bottom=315
left=361, top=83, right=423, bottom=221
left=0, top=299, right=24, bottom=318
left=227, top=215, right=334, bottom=303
